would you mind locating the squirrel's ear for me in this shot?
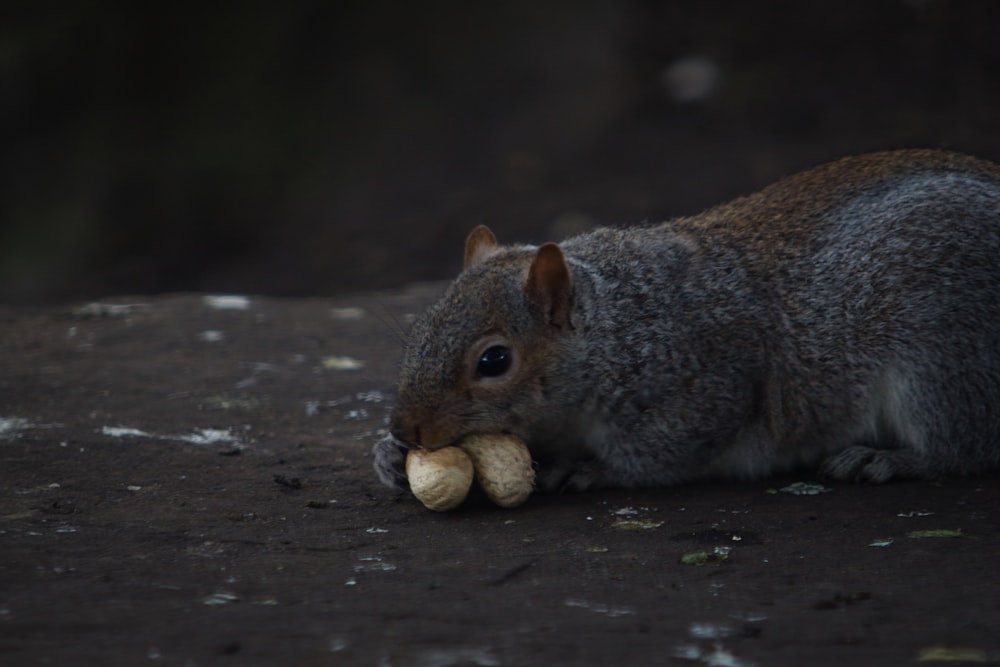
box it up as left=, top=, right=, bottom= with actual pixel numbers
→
left=464, top=225, right=498, bottom=269
left=525, top=243, right=573, bottom=330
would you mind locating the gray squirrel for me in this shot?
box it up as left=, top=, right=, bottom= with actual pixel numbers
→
left=373, top=149, right=1000, bottom=493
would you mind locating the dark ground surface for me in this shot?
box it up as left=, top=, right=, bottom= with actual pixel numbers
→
left=2, top=291, right=999, bottom=666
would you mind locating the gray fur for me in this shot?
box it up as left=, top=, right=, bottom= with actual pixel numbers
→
left=374, top=150, right=1000, bottom=491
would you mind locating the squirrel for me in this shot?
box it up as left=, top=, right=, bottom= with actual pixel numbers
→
left=373, top=149, right=1000, bottom=493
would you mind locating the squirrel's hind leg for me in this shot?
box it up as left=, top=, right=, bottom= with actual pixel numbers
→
left=818, top=446, right=925, bottom=483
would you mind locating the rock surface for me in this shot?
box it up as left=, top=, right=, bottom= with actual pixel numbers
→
left=2, top=291, right=999, bottom=665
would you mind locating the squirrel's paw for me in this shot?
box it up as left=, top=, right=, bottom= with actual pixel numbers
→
left=819, top=446, right=921, bottom=483
left=373, top=433, right=411, bottom=491
left=537, top=459, right=606, bottom=493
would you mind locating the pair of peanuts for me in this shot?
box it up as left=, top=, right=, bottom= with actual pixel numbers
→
left=405, top=434, right=534, bottom=511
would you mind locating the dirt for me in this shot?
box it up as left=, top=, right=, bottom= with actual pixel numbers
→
left=2, top=291, right=999, bottom=666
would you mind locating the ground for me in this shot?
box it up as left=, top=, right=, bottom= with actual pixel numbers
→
left=2, top=291, right=999, bottom=666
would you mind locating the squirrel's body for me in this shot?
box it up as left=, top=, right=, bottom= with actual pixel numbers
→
left=374, top=150, right=1000, bottom=491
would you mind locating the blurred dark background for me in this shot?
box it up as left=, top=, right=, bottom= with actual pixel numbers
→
left=2, top=1, right=999, bottom=305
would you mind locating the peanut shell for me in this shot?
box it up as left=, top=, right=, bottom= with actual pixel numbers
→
left=406, top=446, right=474, bottom=511
left=460, top=433, right=534, bottom=508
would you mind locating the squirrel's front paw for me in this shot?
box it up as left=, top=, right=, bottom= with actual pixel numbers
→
left=537, top=459, right=606, bottom=493
left=372, top=434, right=411, bottom=491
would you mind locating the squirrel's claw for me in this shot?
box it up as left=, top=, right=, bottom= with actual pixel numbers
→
left=373, top=433, right=411, bottom=491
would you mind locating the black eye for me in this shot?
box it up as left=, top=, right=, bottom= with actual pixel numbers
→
left=476, top=345, right=512, bottom=378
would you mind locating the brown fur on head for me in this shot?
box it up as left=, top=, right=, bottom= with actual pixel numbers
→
left=390, top=226, right=578, bottom=450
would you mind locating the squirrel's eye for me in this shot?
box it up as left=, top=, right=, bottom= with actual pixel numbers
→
left=476, top=345, right=512, bottom=378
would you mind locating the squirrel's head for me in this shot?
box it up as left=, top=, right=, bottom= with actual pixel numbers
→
left=391, top=225, right=577, bottom=450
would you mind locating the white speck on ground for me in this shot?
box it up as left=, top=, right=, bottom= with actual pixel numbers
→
left=175, top=428, right=239, bottom=445
left=198, top=330, right=225, bottom=342
left=0, top=417, right=31, bottom=439
left=564, top=598, right=636, bottom=618
left=201, top=592, right=239, bottom=605
left=779, top=481, right=831, bottom=496
left=102, top=426, right=153, bottom=438
left=321, top=356, right=366, bottom=370
left=330, top=306, right=365, bottom=320
left=203, top=295, right=250, bottom=310
left=100, top=426, right=240, bottom=446
left=73, top=302, right=151, bottom=318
